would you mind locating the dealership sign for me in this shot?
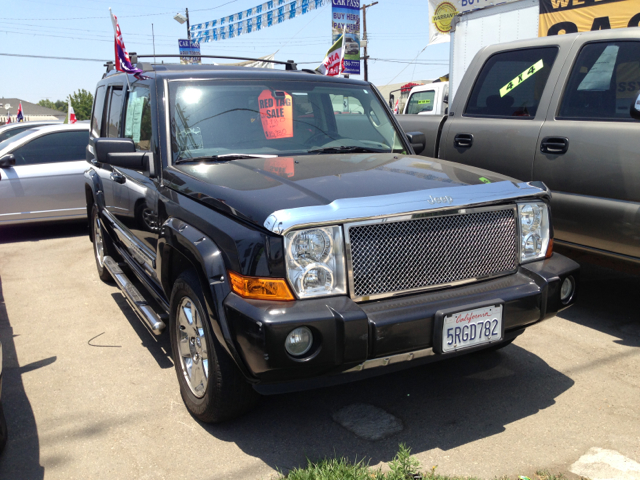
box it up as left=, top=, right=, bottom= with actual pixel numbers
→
left=428, top=0, right=521, bottom=44
left=332, top=0, right=360, bottom=75
left=179, top=39, right=201, bottom=64
left=539, top=0, right=640, bottom=36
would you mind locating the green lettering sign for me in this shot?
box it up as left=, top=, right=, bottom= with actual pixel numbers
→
left=500, top=59, right=544, bottom=97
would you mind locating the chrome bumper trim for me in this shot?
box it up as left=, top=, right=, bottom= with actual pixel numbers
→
left=342, top=348, right=435, bottom=373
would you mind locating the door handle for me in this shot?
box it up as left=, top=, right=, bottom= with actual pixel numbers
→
left=454, top=133, right=473, bottom=148
left=540, top=137, right=569, bottom=155
left=110, top=171, right=126, bottom=184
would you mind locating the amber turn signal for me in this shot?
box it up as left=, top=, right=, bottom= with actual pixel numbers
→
left=545, top=238, right=554, bottom=258
left=228, top=271, right=295, bottom=301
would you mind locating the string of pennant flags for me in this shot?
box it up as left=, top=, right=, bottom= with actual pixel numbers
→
left=190, top=0, right=328, bottom=43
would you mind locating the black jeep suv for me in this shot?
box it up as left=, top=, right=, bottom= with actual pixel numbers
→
left=85, top=57, right=579, bottom=422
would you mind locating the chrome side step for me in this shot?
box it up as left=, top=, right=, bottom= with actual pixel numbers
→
left=104, top=256, right=166, bottom=335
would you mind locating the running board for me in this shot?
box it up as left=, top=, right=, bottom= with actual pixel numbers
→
left=104, top=256, right=166, bottom=335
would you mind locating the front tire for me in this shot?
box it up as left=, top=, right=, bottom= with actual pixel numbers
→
left=169, top=270, right=259, bottom=423
left=91, top=204, right=115, bottom=283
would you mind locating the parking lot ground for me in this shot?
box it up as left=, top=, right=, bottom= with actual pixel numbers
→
left=0, top=223, right=638, bottom=480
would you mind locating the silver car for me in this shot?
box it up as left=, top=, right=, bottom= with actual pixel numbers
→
left=0, top=124, right=90, bottom=225
left=0, top=121, right=61, bottom=146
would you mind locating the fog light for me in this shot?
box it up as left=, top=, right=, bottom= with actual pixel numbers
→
left=560, top=276, right=575, bottom=302
left=285, top=327, right=313, bottom=357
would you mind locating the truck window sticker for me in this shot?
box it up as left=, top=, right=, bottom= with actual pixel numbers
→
left=499, top=59, right=544, bottom=98
left=418, top=99, right=432, bottom=104
left=259, top=89, right=293, bottom=140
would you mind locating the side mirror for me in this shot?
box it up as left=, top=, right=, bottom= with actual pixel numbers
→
left=94, top=138, right=136, bottom=163
left=94, top=138, right=149, bottom=173
left=406, top=131, right=426, bottom=155
left=0, top=154, right=16, bottom=168
left=630, top=92, right=640, bottom=121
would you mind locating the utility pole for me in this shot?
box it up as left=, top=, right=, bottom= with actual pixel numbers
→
left=186, top=8, right=191, bottom=41
left=361, top=1, right=378, bottom=82
left=152, top=23, right=156, bottom=62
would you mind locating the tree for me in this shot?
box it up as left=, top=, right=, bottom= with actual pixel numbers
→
left=69, top=89, right=93, bottom=121
left=37, top=99, right=67, bottom=113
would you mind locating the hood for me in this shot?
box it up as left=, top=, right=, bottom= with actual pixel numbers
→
left=165, top=153, right=516, bottom=228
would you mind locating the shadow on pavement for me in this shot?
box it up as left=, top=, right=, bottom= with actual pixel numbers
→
left=557, top=257, right=640, bottom=348
left=196, top=342, right=573, bottom=473
left=0, top=275, right=45, bottom=479
left=0, top=221, right=87, bottom=244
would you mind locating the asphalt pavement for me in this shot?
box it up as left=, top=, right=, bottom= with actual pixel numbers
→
left=0, top=222, right=638, bottom=480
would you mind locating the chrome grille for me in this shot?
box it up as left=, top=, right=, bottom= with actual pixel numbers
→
left=346, top=207, right=518, bottom=300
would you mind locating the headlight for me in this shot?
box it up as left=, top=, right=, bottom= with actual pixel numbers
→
left=284, top=226, right=347, bottom=298
left=518, top=202, right=551, bottom=263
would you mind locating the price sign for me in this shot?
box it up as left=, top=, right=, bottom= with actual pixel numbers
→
left=259, top=90, right=293, bottom=140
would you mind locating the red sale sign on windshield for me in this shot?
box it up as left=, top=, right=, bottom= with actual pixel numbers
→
left=259, top=90, right=293, bottom=140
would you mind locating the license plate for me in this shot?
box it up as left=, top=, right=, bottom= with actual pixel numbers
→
left=442, top=304, right=503, bottom=353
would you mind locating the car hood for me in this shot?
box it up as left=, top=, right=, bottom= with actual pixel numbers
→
left=165, top=153, right=518, bottom=229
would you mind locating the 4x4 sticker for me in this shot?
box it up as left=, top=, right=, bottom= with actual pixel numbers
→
left=259, top=90, right=293, bottom=140
left=500, top=59, right=544, bottom=98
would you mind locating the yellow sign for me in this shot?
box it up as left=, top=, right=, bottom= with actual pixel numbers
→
left=418, top=99, right=432, bottom=104
left=539, top=0, right=640, bottom=37
left=500, top=60, right=545, bottom=97
left=616, top=62, right=640, bottom=99
left=432, top=2, right=458, bottom=34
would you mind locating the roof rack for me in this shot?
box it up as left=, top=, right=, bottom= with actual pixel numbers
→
left=104, top=54, right=297, bottom=73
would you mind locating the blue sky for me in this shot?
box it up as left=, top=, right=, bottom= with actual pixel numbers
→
left=1, top=0, right=449, bottom=104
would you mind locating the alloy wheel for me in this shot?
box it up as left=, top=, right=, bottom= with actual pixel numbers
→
left=176, top=296, right=209, bottom=398
left=94, top=215, right=105, bottom=267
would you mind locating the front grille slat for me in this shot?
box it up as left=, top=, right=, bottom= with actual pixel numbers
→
left=347, top=208, right=518, bottom=300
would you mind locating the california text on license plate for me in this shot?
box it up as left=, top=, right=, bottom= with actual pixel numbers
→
left=442, top=305, right=503, bottom=353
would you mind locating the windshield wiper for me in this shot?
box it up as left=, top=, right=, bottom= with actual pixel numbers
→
left=307, top=146, right=388, bottom=154
left=175, top=153, right=277, bottom=165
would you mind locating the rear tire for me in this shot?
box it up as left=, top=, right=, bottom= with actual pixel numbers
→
left=91, top=204, right=115, bottom=283
left=169, top=270, right=259, bottom=423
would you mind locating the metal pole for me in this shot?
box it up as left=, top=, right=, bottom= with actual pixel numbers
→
left=186, top=8, right=191, bottom=41
left=152, top=23, right=156, bottom=62
left=360, top=2, right=378, bottom=82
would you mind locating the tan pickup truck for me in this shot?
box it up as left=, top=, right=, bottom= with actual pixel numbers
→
left=397, top=28, right=640, bottom=265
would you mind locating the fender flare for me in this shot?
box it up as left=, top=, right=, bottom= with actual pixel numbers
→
left=158, top=217, right=256, bottom=381
left=85, top=168, right=106, bottom=209
left=84, top=168, right=106, bottom=241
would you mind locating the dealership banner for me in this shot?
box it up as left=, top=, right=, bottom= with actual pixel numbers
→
left=428, top=0, right=521, bottom=44
left=178, top=39, right=201, bottom=64
left=192, top=0, right=328, bottom=42
left=540, top=0, right=640, bottom=37
left=332, top=0, right=360, bottom=75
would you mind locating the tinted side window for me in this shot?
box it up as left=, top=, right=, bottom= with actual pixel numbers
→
left=558, top=41, right=640, bottom=121
left=91, top=86, right=106, bottom=138
left=465, top=47, right=558, bottom=118
left=124, top=86, right=153, bottom=150
left=12, top=131, right=90, bottom=165
left=107, top=87, right=124, bottom=137
left=406, top=91, right=436, bottom=114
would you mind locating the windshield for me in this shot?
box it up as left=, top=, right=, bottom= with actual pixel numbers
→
left=406, top=90, right=436, bottom=114
left=169, top=79, right=406, bottom=163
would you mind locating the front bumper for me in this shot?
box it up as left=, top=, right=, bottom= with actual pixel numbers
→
left=223, top=253, right=579, bottom=385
